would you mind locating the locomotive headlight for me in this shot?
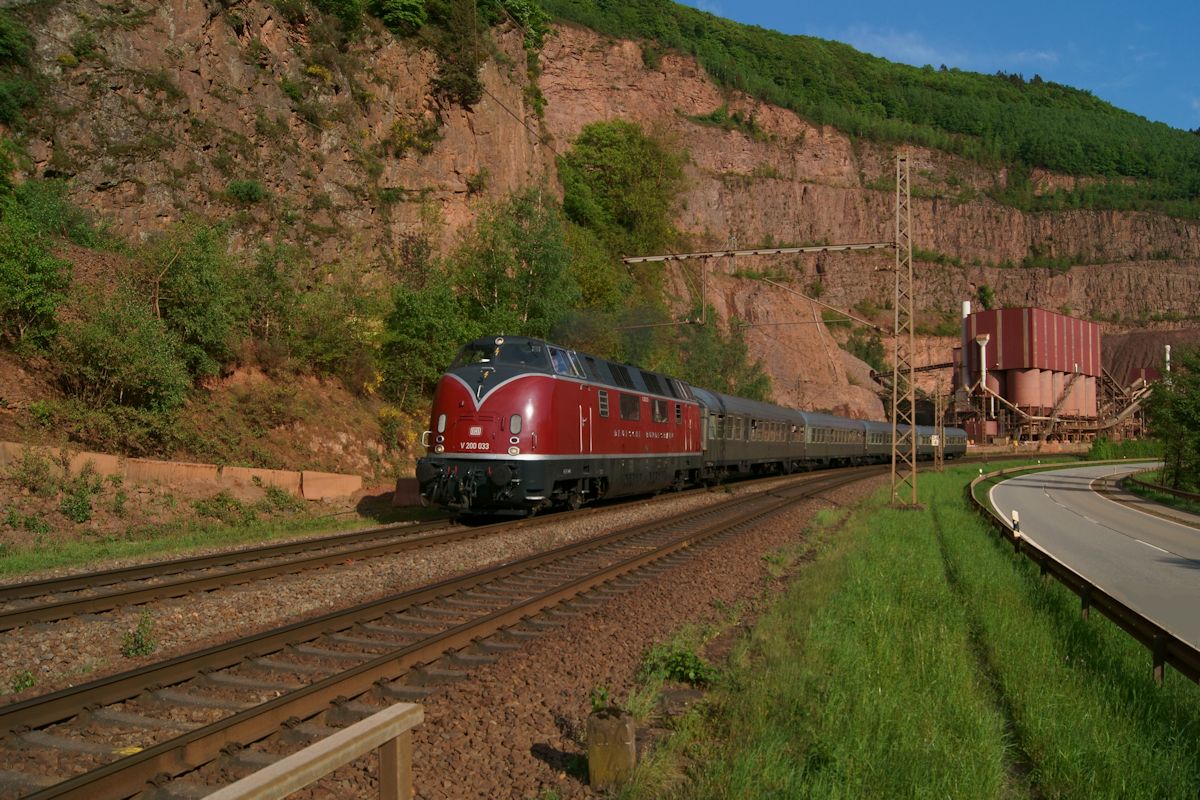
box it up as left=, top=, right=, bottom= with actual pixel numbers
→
left=434, top=444, right=445, bottom=454
left=507, top=446, right=520, bottom=455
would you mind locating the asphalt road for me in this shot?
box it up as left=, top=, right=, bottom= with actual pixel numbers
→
left=989, top=463, right=1200, bottom=648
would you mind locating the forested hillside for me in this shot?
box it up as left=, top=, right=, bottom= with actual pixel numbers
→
left=543, top=0, right=1200, bottom=218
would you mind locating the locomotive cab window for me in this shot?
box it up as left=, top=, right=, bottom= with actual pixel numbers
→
left=550, top=347, right=584, bottom=378
left=652, top=399, right=668, bottom=423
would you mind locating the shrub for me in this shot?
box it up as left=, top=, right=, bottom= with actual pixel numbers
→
left=227, top=179, right=268, bottom=205
left=55, top=290, right=191, bottom=411
left=8, top=449, right=57, bottom=496
left=0, top=198, right=72, bottom=348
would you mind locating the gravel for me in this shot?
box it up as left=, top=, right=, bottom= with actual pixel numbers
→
left=0, top=473, right=882, bottom=798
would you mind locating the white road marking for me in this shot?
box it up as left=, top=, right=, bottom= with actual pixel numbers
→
left=1136, top=539, right=1170, bottom=554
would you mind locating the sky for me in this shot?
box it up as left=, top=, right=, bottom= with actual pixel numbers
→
left=676, top=0, right=1199, bottom=131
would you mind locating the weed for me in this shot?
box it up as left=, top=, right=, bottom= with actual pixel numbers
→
left=120, top=610, right=156, bottom=657
left=259, top=483, right=303, bottom=514
left=9, top=669, right=34, bottom=693
left=111, top=490, right=128, bottom=517
left=192, top=491, right=257, bottom=525
left=639, top=643, right=716, bottom=687
left=589, top=685, right=613, bottom=713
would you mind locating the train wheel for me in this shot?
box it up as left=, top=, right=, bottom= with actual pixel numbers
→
left=566, top=491, right=583, bottom=511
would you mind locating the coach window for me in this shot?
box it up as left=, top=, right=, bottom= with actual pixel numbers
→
left=619, top=392, right=640, bottom=421
left=653, top=399, right=668, bottom=423
left=598, top=390, right=610, bottom=418
left=509, top=414, right=522, bottom=434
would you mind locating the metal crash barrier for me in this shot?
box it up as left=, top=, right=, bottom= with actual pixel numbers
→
left=968, top=461, right=1200, bottom=685
left=206, top=702, right=423, bottom=800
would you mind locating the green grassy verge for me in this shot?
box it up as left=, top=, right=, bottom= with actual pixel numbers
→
left=632, top=463, right=1200, bottom=799
left=1123, top=469, right=1200, bottom=517
left=0, top=506, right=436, bottom=578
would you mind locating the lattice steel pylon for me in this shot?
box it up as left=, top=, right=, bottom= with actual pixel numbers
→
left=890, top=154, right=918, bottom=506
left=933, top=380, right=946, bottom=473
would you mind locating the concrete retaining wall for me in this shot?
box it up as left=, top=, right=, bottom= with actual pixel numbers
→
left=0, top=441, right=362, bottom=501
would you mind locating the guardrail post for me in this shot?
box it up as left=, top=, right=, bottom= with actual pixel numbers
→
left=1153, top=635, right=1167, bottom=686
left=380, top=729, right=414, bottom=800
left=1010, top=510, right=1021, bottom=553
left=1080, top=586, right=1091, bottom=620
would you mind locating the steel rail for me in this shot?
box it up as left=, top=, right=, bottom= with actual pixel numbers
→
left=12, top=468, right=868, bottom=799
left=0, top=519, right=453, bottom=602
left=968, top=461, right=1200, bottom=684
left=0, top=467, right=873, bottom=631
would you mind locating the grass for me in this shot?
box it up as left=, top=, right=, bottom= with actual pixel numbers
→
left=1124, top=469, right=1200, bottom=517
left=629, top=463, right=1200, bottom=799
left=0, top=505, right=439, bottom=579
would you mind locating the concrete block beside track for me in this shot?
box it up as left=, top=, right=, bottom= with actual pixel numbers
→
left=302, top=470, right=363, bottom=500
left=70, top=451, right=122, bottom=478
left=221, top=466, right=303, bottom=499
left=126, top=458, right=221, bottom=487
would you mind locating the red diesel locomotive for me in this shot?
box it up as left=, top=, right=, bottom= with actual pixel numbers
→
left=415, top=335, right=704, bottom=513
left=416, top=335, right=968, bottom=514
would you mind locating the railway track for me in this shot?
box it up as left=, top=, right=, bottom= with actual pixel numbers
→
left=0, top=471, right=817, bottom=631
left=0, top=467, right=872, bottom=799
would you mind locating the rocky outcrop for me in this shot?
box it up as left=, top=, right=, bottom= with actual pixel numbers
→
left=18, top=8, right=1199, bottom=418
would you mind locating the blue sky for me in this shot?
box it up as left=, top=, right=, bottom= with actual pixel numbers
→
left=676, top=0, right=1199, bottom=131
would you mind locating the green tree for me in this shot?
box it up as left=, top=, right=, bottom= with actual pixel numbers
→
left=449, top=187, right=578, bottom=337
left=559, top=120, right=686, bottom=260
left=381, top=273, right=480, bottom=406
left=1145, top=347, right=1200, bottom=492
left=670, top=307, right=771, bottom=401
left=374, top=0, right=427, bottom=33
left=0, top=198, right=70, bottom=348
left=141, top=223, right=239, bottom=378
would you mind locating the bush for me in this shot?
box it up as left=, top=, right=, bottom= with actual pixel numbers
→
left=140, top=223, right=240, bottom=377
left=8, top=448, right=57, bottom=496
left=14, top=179, right=105, bottom=246
left=226, top=179, right=268, bottom=205
left=0, top=198, right=71, bottom=348
left=56, top=290, right=191, bottom=411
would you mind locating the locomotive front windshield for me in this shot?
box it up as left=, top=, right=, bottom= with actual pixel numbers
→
left=450, top=340, right=549, bottom=369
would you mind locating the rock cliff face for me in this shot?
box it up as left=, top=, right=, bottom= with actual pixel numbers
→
left=21, top=7, right=1200, bottom=418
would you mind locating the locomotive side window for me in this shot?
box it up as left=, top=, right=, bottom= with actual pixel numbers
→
left=674, top=403, right=682, bottom=424
left=653, top=399, right=668, bottom=423
left=598, top=390, right=610, bottom=418
left=619, top=393, right=640, bottom=421
left=509, top=415, right=522, bottom=434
